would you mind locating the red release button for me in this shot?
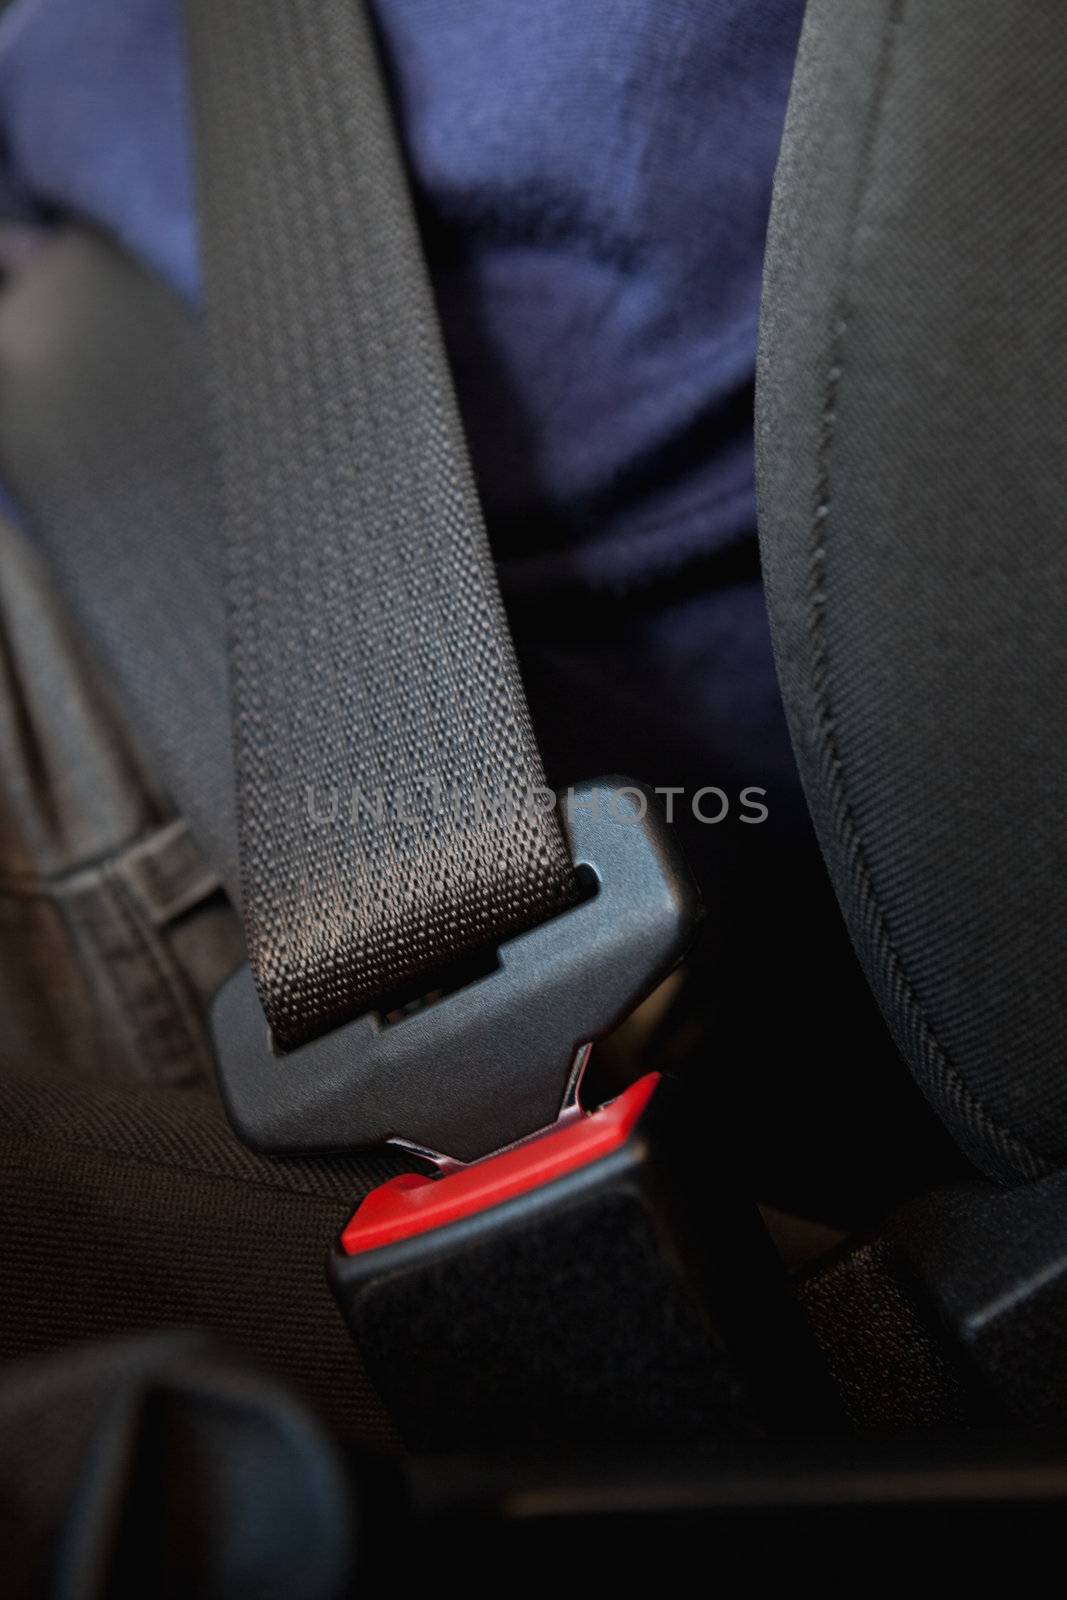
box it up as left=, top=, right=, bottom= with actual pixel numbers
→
left=340, top=1072, right=660, bottom=1255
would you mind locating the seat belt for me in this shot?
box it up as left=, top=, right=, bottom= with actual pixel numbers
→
left=182, top=0, right=834, bottom=1444
left=184, top=0, right=580, bottom=1061
left=183, top=0, right=706, bottom=1164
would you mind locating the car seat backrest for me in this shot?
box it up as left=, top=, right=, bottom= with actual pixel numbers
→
left=757, top=0, right=1067, bottom=1181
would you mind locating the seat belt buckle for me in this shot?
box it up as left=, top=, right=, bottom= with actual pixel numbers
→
left=210, top=779, right=701, bottom=1165
left=213, top=775, right=832, bottom=1443
left=328, top=1069, right=832, bottom=1450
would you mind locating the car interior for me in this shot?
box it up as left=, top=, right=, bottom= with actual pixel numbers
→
left=0, top=0, right=1064, bottom=1589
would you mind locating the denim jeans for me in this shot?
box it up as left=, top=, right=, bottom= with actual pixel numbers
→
left=0, top=511, right=243, bottom=1085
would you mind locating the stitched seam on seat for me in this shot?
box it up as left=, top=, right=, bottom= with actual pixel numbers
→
left=101, top=862, right=212, bottom=1080
left=805, top=0, right=1050, bottom=1181
left=0, top=823, right=196, bottom=896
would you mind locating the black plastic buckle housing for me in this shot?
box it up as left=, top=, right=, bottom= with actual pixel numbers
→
left=329, top=1073, right=834, bottom=1451
left=211, top=778, right=701, bottom=1163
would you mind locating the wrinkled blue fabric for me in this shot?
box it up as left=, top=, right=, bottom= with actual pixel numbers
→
left=0, top=0, right=802, bottom=592
left=0, top=0, right=196, bottom=294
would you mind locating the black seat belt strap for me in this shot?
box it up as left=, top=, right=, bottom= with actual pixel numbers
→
left=184, top=0, right=577, bottom=1057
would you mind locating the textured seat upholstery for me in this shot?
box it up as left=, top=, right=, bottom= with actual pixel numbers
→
left=757, top=0, right=1067, bottom=1180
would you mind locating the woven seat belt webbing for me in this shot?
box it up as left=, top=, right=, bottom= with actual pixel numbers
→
left=184, top=0, right=577, bottom=1051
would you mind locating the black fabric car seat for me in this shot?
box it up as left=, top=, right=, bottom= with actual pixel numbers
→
left=757, top=0, right=1067, bottom=1182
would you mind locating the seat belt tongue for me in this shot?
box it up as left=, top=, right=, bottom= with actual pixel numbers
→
left=210, top=779, right=701, bottom=1164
